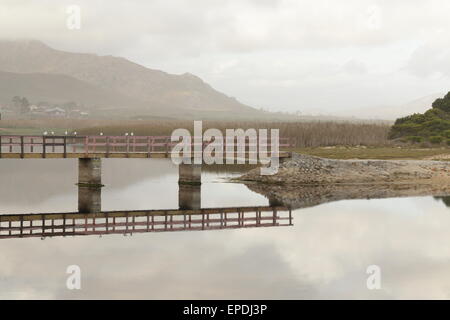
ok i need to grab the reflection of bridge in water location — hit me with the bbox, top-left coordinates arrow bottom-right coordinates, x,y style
0,206 -> 292,240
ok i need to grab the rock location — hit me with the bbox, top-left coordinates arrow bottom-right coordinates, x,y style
237,153 -> 450,185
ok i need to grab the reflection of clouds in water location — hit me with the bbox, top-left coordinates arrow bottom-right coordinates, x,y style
2,157 -> 450,299
0,159 -> 266,212
2,196 -> 450,299
272,197 -> 450,299
0,159 -> 177,211
0,230 -> 312,299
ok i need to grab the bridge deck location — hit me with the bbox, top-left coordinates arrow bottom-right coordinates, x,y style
0,152 -> 291,159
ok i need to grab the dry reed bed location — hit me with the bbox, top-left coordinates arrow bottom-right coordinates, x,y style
0,119 -> 391,147
76,121 -> 391,147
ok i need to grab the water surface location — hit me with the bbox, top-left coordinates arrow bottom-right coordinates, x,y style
0,159 -> 449,299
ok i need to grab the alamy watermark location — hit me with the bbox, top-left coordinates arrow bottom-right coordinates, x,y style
170,121 -> 280,175
366,264 -> 381,290
66,5 -> 81,30
66,265 -> 81,290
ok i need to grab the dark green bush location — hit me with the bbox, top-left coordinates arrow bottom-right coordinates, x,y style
389,91 -> 450,144
444,129 -> 450,138
406,136 -> 424,143
429,136 -> 444,144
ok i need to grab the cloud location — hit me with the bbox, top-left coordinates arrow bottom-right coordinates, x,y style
0,0 -> 450,116
406,37 -> 450,78
342,59 -> 368,75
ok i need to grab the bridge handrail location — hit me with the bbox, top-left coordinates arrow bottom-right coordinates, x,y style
0,135 -> 295,157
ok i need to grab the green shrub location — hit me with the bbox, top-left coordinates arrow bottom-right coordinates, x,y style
389,91 -> 450,142
444,129 -> 450,138
429,136 -> 443,144
406,136 -> 424,143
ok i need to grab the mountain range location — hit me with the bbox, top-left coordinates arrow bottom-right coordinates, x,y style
0,40 -> 261,120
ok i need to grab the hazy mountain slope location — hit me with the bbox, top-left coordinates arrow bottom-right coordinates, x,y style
342,93 -> 444,120
395,93 -> 445,117
0,40 -> 258,117
0,71 -> 151,110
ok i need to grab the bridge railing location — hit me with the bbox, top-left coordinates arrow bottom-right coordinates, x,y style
0,206 -> 292,239
0,135 -> 295,157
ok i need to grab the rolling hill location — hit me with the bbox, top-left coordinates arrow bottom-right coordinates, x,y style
0,40 -> 260,119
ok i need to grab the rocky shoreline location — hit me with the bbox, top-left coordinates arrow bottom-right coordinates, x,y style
238,153 -> 450,185
235,153 -> 450,209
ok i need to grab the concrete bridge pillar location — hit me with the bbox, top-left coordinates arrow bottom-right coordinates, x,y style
268,196 -> 284,207
178,164 -> 202,210
78,186 -> 102,213
178,164 -> 201,186
78,158 -> 103,213
78,158 -> 102,186
178,184 -> 201,210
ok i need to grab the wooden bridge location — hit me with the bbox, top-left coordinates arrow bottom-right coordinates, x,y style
0,134 -> 292,188
0,135 -> 293,159
0,206 -> 292,240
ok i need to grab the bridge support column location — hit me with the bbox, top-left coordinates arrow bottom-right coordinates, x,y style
78,158 -> 102,187
178,184 -> 201,210
178,164 -> 201,210
178,164 -> 201,186
78,186 -> 102,213
268,196 -> 283,207
78,158 -> 103,213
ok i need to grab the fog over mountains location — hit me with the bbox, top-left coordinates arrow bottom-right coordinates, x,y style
0,40 -> 260,119
0,40 -> 441,122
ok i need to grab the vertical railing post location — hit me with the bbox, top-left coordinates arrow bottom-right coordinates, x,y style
31,138 -> 34,153
106,136 -> 110,157
9,138 -> 12,153
165,137 -> 170,156
62,214 -> 66,236
0,135 -> 2,158
20,136 -> 24,158
42,136 -> 46,158
63,136 -> 67,158
147,137 -> 151,158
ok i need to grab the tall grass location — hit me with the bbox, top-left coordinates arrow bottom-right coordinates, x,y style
0,119 -> 391,147
75,120 -> 391,147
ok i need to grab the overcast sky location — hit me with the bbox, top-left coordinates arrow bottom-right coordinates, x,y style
1,0 -> 450,118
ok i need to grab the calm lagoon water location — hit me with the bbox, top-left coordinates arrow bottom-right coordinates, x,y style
0,159 -> 449,299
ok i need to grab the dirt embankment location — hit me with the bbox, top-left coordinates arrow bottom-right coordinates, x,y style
238,153 -> 450,185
